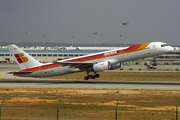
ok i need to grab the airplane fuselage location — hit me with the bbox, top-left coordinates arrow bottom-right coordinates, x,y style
15,42 -> 173,77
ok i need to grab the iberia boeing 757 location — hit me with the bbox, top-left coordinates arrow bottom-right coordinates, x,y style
7,42 -> 174,80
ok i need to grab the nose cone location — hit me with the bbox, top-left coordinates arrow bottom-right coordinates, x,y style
168,46 -> 174,51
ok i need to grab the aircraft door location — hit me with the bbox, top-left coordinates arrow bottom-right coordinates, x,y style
153,44 -> 156,51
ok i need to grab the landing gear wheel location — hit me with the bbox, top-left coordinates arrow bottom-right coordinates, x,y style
88,75 -> 92,78
84,70 -> 100,80
95,74 -> 100,78
91,75 -> 96,79
84,76 -> 89,80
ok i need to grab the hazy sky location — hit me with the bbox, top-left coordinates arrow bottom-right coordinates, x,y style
1,0 -> 180,45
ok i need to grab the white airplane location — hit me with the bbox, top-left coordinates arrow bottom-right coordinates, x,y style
7,42 -> 174,80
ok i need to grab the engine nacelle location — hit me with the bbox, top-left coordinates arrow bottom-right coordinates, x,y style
93,61 -> 111,72
110,63 -> 122,70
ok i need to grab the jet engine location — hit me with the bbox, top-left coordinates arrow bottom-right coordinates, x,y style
93,61 -> 111,72
93,61 -> 122,72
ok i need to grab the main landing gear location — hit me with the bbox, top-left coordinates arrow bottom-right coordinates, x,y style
84,70 -> 100,80
84,74 -> 100,80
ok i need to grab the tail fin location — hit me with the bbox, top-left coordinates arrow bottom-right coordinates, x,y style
7,44 -> 43,70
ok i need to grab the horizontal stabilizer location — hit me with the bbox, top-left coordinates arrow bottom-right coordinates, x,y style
7,71 -> 33,74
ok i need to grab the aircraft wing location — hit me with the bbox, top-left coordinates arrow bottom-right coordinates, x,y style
54,62 -> 95,69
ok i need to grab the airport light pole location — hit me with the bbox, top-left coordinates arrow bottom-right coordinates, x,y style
120,35 -> 122,47
93,33 -> 98,47
72,37 -> 74,47
43,36 -> 45,48
122,23 -> 129,47
100,34 -> 103,47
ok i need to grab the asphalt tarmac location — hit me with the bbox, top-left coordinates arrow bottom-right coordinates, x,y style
0,78 -> 180,90
1,63 -> 180,90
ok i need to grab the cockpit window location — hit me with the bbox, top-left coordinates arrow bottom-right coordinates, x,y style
161,44 -> 167,47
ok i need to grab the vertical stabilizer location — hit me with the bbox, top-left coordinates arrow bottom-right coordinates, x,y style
7,44 -> 43,70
